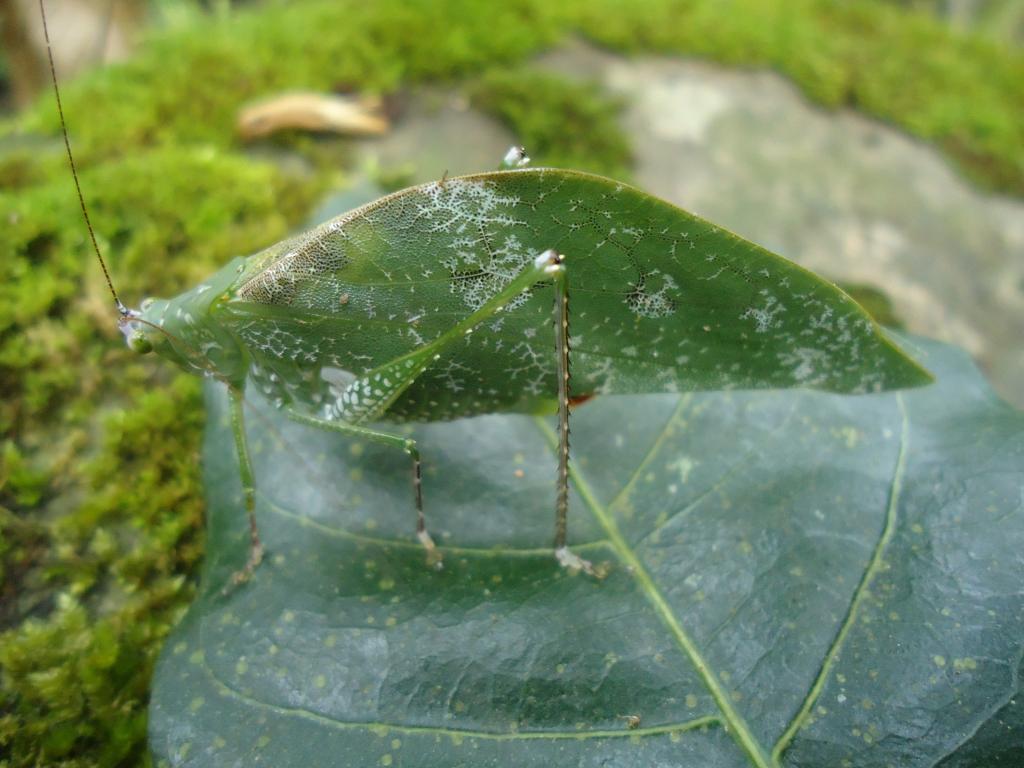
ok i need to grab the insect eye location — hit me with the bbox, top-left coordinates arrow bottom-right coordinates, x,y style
127,331 -> 153,354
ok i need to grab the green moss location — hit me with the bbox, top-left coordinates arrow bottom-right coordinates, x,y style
1,377 -> 207,765
0,148 -> 315,442
1,124 -> 318,768
2,0 -> 1021,765
469,70 -> 632,179
564,0 -> 1024,194
13,0 -> 562,167
879,0 -> 1024,47
11,0 -> 1018,193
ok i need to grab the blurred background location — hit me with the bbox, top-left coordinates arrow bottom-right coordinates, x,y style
4,0 -> 1020,401
0,1 -> 1021,765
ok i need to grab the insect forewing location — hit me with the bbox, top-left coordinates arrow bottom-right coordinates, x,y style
219,169 -> 930,423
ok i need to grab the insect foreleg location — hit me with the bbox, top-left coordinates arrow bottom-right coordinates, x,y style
227,389 -> 265,590
284,411 -> 441,568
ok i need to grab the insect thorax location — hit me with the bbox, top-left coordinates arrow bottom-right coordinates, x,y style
138,258 -> 250,387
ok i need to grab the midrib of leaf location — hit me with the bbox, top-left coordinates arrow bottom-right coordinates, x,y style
771,394 -> 909,763
534,418 -> 776,768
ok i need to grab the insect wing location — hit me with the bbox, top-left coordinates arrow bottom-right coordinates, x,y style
219,169 -> 929,421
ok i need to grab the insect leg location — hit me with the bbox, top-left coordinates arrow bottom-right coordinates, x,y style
549,263 -> 596,576
227,388 -> 265,589
336,250 -> 564,425
284,411 -> 442,569
311,252 -> 569,570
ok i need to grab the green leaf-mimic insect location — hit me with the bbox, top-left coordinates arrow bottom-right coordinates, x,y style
40,4 -> 930,587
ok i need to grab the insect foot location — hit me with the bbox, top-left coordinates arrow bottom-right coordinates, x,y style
419,530 -> 443,571
222,539 -> 265,596
404,438 -> 443,570
555,546 -> 597,577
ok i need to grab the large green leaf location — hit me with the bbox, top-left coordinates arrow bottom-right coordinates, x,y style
150,336 -> 1022,767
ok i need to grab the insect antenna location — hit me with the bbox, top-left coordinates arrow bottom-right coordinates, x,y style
38,0 -> 128,317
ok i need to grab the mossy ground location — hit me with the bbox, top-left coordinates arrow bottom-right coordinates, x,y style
0,1 -> 1019,765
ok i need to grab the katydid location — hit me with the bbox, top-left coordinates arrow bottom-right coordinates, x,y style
40,3 -> 930,588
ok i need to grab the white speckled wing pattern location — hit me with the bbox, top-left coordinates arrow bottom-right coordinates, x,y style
217,169 -> 928,423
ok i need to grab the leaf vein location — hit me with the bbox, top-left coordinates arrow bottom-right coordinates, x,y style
262,495 -> 611,556
772,394 -> 910,762
534,416 -> 776,768
196,660 -> 721,741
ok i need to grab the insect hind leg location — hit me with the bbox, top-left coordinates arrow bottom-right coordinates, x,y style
547,258 -> 597,577
285,409 -> 442,569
